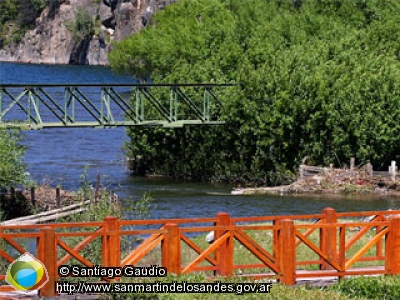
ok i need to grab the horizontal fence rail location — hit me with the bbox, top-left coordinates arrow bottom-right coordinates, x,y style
1,207 -> 400,296
0,83 -> 237,129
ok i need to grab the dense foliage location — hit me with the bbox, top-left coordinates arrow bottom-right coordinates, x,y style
0,130 -> 27,189
110,0 -> 400,184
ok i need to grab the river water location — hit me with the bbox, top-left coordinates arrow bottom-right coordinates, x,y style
1,62 -> 399,219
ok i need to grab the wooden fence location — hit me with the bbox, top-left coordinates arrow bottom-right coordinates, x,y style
1,208 -> 400,297
299,160 -> 399,181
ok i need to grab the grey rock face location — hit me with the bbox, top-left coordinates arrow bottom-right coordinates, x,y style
115,2 -> 137,42
87,35 -> 110,65
100,1 -> 115,28
1,4 -> 77,64
0,0 -> 177,65
103,0 -> 119,9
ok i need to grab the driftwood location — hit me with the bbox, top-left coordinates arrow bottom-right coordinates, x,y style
232,160 -> 399,196
231,185 -> 291,195
1,200 -> 91,226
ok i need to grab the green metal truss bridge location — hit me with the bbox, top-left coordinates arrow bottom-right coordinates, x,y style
0,83 -> 235,130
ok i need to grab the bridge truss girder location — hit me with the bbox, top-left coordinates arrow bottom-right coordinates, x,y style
0,84 -> 232,130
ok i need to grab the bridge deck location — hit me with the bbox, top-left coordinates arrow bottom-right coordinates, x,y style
0,120 -> 225,130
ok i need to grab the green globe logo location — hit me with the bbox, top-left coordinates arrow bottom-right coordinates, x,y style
6,253 -> 49,292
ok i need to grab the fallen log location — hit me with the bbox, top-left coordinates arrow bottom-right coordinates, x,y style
232,185 -> 291,195
0,200 -> 91,226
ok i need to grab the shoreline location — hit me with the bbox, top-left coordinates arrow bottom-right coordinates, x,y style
232,179 -> 400,197
0,60 -> 110,67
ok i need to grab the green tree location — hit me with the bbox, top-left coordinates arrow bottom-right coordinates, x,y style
65,7 -> 94,42
110,0 -> 400,184
0,0 -> 47,47
17,0 -> 45,27
0,130 -> 28,189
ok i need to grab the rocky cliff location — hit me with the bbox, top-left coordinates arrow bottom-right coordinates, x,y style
0,0 -> 176,65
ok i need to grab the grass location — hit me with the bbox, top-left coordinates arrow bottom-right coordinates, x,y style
328,275 -> 400,300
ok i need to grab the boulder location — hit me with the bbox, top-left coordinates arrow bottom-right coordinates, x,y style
115,1 -> 137,42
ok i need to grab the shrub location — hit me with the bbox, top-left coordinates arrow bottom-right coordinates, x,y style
110,0 -> 400,185
66,7 -> 94,42
17,0 -> 46,27
0,130 -> 28,190
55,187 -> 155,274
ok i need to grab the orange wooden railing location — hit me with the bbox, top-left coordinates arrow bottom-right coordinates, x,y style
1,207 -> 400,297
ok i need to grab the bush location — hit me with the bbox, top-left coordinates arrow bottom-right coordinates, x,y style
17,0 -> 46,27
0,130 -> 28,190
0,0 -> 47,47
110,0 -> 400,185
65,7 -> 94,42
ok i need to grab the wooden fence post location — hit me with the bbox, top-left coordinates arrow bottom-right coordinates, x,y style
101,218 -> 109,267
299,165 -> 304,180
366,163 -> 373,179
162,223 -> 181,275
273,219 -> 279,267
94,173 -> 100,202
278,219 -> 295,285
350,157 -> 355,181
389,161 -> 397,182
40,227 -> 56,297
36,234 -> 43,266
338,225 -> 346,281
215,212 -> 233,276
31,187 -> 35,206
320,207 -> 337,270
102,216 -> 120,268
387,216 -> 400,275
376,221 -> 383,258
330,164 -> 334,178
56,186 -> 61,208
